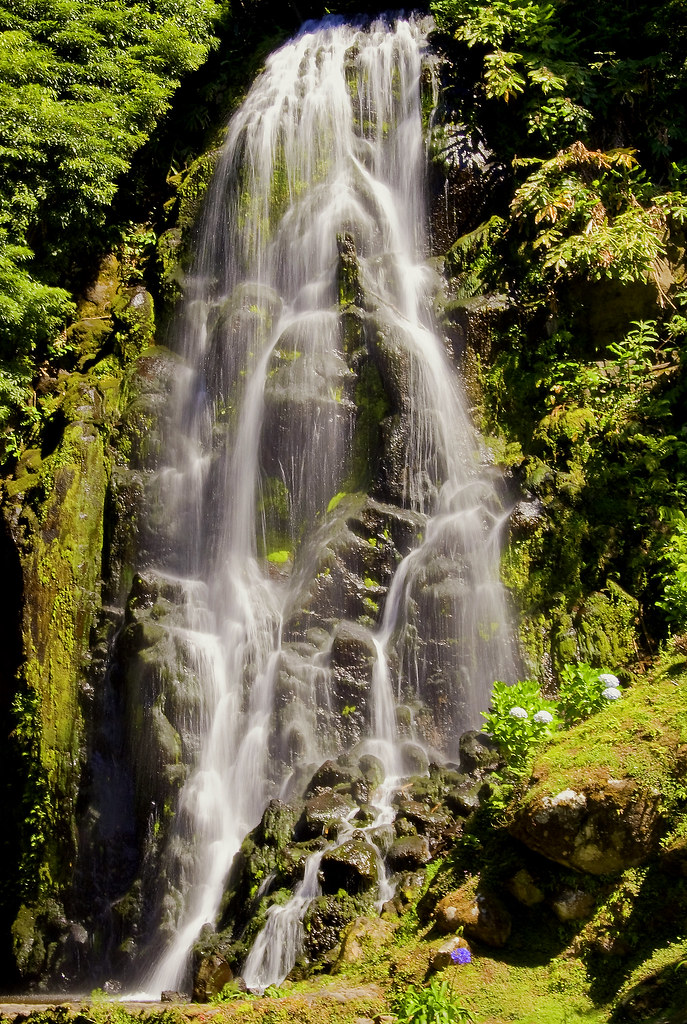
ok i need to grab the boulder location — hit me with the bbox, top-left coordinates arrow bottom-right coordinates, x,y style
459,731 -> 500,774
395,800 -> 450,845
358,754 -> 385,789
320,839 -> 379,894
306,759 -> 362,795
445,780 -> 482,816
334,916 -> 396,967
509,779 -> 664,875
302,893 -> 358,959
435,883 -> 511,947
192,952 -> 233,1002
296,791 -> 353,840
386,836 -> 432,871
368,824 -> 396,855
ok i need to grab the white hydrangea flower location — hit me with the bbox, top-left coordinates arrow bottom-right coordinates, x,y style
533,709 -> 554,724
509,706 -> 528,719
602,687 -> 622,701
598,673 -> 620,687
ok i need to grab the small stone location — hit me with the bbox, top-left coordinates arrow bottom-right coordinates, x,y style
435,884 -> 511,947
551,889 -> 595,922
430,936 -> 471,971
506,869 -> 544,907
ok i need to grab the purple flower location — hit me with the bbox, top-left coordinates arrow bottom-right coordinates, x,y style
450,947 -> 472,965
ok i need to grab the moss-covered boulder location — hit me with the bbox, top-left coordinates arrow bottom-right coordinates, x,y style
510,780 -> 663,875
320,839 -> 379,894
296,792 -> 353,841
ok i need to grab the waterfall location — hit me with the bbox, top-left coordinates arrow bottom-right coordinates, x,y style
123,12 -> 517,997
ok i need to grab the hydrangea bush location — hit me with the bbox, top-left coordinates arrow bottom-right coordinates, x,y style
482,678 -> 560,775
558,663 -> 622,725
483,665 -> 623,776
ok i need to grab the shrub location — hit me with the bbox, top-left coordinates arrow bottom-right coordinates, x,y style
392,976 -> 474,1024
557,662 -> 622,726
482,678 -> 559,775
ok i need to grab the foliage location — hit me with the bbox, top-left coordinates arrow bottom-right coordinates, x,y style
484,665 -> 626,777
11,686 -> 54,898
210,980 -> 252,1003
392,976 -> 474,1024
511,143 -> 670,287
482,678 -> 559,775
656,508 -> 687,630
0,0 -> 223,465
557,662 -> 622,726
430,0 -> 687,167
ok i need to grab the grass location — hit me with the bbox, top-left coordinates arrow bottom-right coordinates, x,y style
525,660 -> 687,803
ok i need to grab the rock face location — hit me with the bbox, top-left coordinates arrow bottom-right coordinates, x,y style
509,780 -> 664,875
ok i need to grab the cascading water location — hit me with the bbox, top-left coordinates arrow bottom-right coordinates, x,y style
120,12 -> 517,997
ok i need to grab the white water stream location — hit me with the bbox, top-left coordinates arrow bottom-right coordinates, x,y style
128,13 -> 516,997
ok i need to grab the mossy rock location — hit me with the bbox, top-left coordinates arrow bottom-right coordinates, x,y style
319,839 -> 379,894
175,149 -> 222,232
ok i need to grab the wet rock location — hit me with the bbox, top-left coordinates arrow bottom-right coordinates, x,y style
395,800 -> 451,846
386,836 -> 432,871
506,869 -> 544,907
331,621 -> 378,675
351,778 -> 372,804
441,293 -> 512,364
358,754 -> 385,789
320,839 -> 379,894
218,798 -> 302,934
509,780 -> 664,875
394,816 -> 417,838
306,758 -> 363,796
435,883 -> 511,947
551,889 -> 596,922
334,916 -> 396,968
303,893 -> 358,960
400,742 -> 429,775
404,764 -> 463,805
459,731 -> 500,774
445,779 -> 483,816
366,311 -> 412,413
296,791 -> 353,840
354,804 -> 378,825
193,952 -> 233,1002
509,498 -> 546,535
161,991 -> 185,1002
11,900 -> 70,982
368,824 -> 395,855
